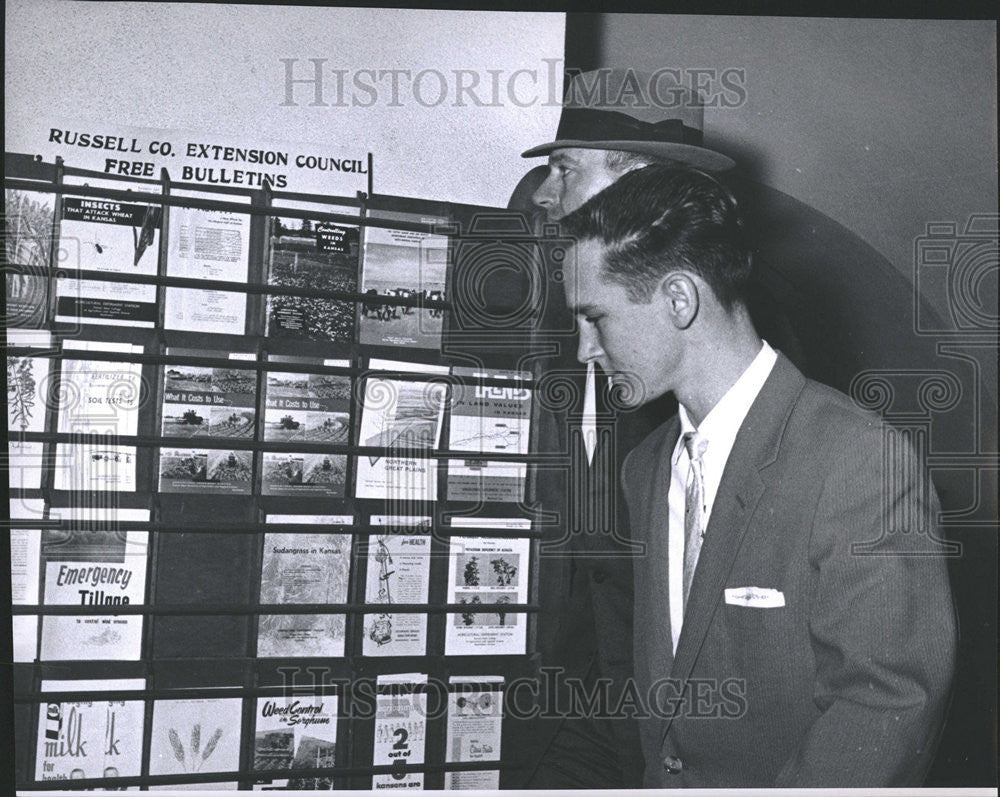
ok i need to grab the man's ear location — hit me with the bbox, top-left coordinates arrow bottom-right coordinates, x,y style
659,272 -> 699,329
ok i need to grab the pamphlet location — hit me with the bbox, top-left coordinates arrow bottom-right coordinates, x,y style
52,443 -> 137,492
10,497 -> 44,661
444,675 -> 504,790
39,507 -> 149,661
149,697 -> 243,789
51,340 -> 143,493
161,349 -> 256,440
58,340 -> 143,438
355,372 -> 446,502
164,188 -> 250,335
267,199 -> 358,344
253,694 -> 338,789
158,447 -> 252,494
445,520 -> 531,656
55,178 -> 160,327
257,514 -> 353,658
261,358 -> 350,497
35,678 -> 146,787
372,673 -> 427,790
5,188 -> 53,328
446,368 -> 531,504
359,210 -> 449,350
363,516 -> 431,657
6,331 -> 52,490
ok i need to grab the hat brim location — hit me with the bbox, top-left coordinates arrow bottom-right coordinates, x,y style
521,139 -> 735,172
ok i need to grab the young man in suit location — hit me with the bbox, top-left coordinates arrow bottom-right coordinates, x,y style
557,164 -> 957,787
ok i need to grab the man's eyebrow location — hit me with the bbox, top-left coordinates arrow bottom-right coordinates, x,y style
548,153 -> 576,166
566,301 -> 599,316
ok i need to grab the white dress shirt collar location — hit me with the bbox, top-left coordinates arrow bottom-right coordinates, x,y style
673,341 -> 778,471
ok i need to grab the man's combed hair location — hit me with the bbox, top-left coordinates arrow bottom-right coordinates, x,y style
561,164 -> 752,310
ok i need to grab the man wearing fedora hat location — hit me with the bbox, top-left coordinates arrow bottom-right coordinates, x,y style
525,68 -> 735,219
518,69 -> 735,788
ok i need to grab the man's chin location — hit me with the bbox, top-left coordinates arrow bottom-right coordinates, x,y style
605,377 -> 648,410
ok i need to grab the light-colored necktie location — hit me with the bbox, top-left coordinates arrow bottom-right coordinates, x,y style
582,361 -> 597,465
682,431 -> 709,612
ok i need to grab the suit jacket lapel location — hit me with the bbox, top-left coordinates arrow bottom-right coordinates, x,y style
661,353 -> 807,742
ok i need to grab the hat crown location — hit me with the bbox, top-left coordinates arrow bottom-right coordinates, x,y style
520,67 -> 734,171
562,69 -> 704,130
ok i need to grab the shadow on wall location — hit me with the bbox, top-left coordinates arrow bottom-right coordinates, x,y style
732,176 -> 997,788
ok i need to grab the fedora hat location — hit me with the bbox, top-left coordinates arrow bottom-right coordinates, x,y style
522,68 -> 735,172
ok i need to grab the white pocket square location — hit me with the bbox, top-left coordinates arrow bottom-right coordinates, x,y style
725,587 -> 785,608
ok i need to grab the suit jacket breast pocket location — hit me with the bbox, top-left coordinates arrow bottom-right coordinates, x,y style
717,602 -> 807,708
721,602 -> 792,655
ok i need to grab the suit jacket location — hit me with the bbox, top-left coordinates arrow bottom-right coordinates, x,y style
524,368 -> 648,787
621,353 -> 957,787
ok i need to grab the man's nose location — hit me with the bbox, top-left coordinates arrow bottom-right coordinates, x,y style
531,174 -> 559,215
577,324 -> 601,364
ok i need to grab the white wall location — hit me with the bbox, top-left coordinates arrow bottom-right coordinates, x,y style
5,1 -> 565,208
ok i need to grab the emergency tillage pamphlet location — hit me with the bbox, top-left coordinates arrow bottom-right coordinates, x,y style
253,694 -> 338,790
363,516 -> 432,657
266,198 -> 358,344
35,678 -> 145,787
447,367 -> 532,504
55,177 -> 160,327
52,339 -> 143,493
6,330 -> 52,490
446,519 -> 531,656
257,514 -> 353,658
261,358 -> 350,497
149,697 -> 243,790
372,673 -> 427,790
355,361 -> 447,502
444,675 -> 504,790
39,507 -> 149,661
359,209 -> 449,350
164,188 -> 251,335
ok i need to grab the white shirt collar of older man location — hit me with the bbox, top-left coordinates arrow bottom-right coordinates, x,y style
666,340 -> 777,653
